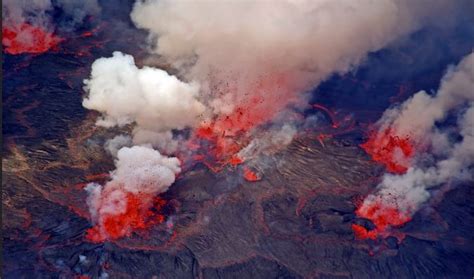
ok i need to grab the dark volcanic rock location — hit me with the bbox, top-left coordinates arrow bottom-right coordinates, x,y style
5,124 -> 474,278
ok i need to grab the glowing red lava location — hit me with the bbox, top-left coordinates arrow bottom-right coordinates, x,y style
189,73 -> 296,172
351,224 -> 377,240
86,194 -> 166,243
212,74 -> 294,137
192,124 -> 245,171
361,128 -> 414,174
243,167 -> 260,182
2,23 -> 63,55
353,200 -> 411,240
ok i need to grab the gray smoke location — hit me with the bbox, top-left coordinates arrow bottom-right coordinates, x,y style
81,0 -> 470,239
359,52 -> 474,219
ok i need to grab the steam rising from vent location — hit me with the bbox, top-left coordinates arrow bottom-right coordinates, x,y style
85,145 -> 180,241
83,51 -> 205,133
127,0 -> 461,167
357,52 -> 474,238
131,0 -> 451,79
82,52 -> 206,240
81,0 -> 468,241
131,0 -> 452,120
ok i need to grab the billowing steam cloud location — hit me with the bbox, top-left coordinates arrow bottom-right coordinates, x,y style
2,0 -> 100,54
82,51 -> 207,240
85,145 -> 180,241
82,0 -> 468,241
83,51 -> 205,136
131,0 -> 456,118
357,52 -> 474,235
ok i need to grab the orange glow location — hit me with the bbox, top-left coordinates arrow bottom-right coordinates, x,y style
229,155 -> 244,166
361,128 -> 414,174
351,224 -> 377,240
86,193 -> 166,242
189,73 -> 297,172
193,123 -> 244,169
2,23 -> 63,55
353,200 -> 411,240
243,167 -> 260,182
212,74 -> 294,137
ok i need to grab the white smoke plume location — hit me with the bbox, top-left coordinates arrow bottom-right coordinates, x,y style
104,135 -> 132,157
130,0 -> 457,116
238,124 -> 297,161
375,51 -> 474,144
126,0 -> 463,164
81,0 -> 469,239
83,51 -> 206,133
82,52 -> 207,238
358,52 -> 474,222
132,129 -> 179,154
85,145 -> 180,238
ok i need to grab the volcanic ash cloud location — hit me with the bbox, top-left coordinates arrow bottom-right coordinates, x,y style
357,52 -> 474,235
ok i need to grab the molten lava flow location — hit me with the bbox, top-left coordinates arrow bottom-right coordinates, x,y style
353,200 -> 411,240
86,193 -> 166,243
2,23 -> 63,55
361,128 -> 414,174
243,167 -> 260,182
351,224 -> 377,240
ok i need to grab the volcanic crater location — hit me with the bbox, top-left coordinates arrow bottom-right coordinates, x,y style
3,0 -> 474,278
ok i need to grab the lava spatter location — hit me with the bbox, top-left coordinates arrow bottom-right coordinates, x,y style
86,193 -> 167,243
353,199 -> 411,240
361,128 -> 414,174
191,123 -> 246,171
243,167 -> 261,182
351,224 -> 377,240
189,73 -> 296,172
2,23 -> 63,55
